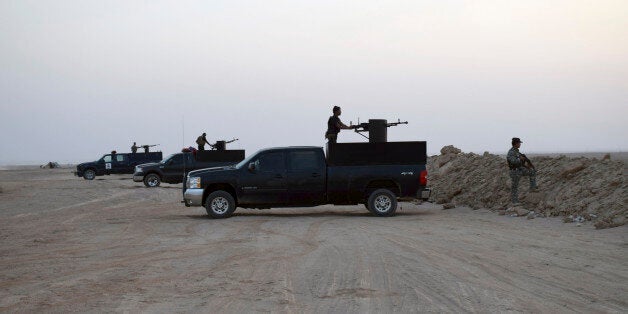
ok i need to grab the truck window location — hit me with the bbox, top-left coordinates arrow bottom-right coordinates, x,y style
115,155 -> 126,162
160,154 -> 175,164
257,152 -> 284,172
103,155 -> 112,163
170,154 -> 184,165
289,151 -> 319,171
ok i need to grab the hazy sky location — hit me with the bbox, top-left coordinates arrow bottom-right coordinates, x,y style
1,0 -> 627,165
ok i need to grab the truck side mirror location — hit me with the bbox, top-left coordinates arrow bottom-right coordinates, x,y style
248,162 -> 256,172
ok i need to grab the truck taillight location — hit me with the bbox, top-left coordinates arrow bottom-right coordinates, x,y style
420,170 -> 428,186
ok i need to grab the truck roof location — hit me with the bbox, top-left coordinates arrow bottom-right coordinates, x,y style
255,146 -> 323,152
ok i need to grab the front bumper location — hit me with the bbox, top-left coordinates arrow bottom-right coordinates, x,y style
133,173 -> 144,182
74,170 -> 82,177
183,189 -> 204,207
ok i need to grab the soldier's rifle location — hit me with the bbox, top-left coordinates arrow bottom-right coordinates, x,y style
521,154 -> 535,169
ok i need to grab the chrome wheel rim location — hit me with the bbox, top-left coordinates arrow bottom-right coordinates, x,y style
147,176 -> 159,187
374,195 -> 392,213
85,170 -> 95,180
211,197 -> 229,214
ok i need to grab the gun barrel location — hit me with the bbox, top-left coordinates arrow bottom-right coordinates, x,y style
386,121 -> 409,127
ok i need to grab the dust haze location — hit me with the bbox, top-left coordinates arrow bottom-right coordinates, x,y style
1,1 -> 627,164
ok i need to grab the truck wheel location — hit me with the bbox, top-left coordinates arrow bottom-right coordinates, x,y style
205,191 -> 236,219
83,169 -> 96,180
143,174 -> 161,187
367,189 -> 398,217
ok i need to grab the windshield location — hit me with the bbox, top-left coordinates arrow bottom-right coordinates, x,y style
159,154 -> 176,164
235,152 -> 259,169
98,155 -> 112,163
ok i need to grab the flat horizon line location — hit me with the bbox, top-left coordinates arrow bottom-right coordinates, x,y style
2,151 -> 627,167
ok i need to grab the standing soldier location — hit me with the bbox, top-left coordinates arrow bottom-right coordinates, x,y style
131,142 -> 138,153
507,137 -> 538,205
325,106 -> 353,144
196,133 -> 210,151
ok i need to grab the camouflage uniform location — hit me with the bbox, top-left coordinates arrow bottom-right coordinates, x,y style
507,147 -> 537,203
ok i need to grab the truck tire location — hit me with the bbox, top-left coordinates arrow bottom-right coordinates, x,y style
83,169 -> 96,180
143,173 -> 161,187
205,191 -> 236,219
367,189 -> 398,217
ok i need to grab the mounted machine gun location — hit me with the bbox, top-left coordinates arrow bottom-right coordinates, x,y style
350,119 -> 408,143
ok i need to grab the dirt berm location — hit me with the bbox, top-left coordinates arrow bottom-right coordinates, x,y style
428,146 -> 627,229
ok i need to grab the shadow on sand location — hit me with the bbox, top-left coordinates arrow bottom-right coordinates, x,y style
171,209 -> 432,220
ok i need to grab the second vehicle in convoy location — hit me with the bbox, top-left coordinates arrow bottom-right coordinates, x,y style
133,148 -> 245,187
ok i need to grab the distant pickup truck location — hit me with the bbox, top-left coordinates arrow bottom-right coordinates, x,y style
183,142 -> 430,218
75,152 -> 163,180
133,150 -> 245,187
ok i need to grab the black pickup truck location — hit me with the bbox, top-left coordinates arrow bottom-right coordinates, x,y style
133,150 -> 245,187
183,142 -> 430,218
75,152 -> 163,180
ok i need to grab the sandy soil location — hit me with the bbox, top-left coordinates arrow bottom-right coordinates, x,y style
0,168 -> 626,312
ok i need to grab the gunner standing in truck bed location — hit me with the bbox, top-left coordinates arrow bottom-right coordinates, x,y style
325,106 -> 352,144
196,133 -> 211,151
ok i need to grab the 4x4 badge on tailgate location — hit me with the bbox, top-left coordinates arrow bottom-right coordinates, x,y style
401,172 -> 414,176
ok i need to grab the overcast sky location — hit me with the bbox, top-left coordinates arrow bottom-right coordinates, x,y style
1,0 -> 627,165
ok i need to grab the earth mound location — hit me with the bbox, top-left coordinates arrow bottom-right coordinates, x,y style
427,146 -> 626,229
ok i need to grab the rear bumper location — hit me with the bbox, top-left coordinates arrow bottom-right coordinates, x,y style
183,189 -> 204,207
399,188 -> 432,202
418,187 -> 431,201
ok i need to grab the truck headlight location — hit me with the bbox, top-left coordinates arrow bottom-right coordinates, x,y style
187,177 -> 201,189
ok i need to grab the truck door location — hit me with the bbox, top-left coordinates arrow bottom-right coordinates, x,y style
238,151 -> 287,205
101,155 -> 113,174
111,154 -> 129,174
287,150 -> 326,205
162,154 -> 185,183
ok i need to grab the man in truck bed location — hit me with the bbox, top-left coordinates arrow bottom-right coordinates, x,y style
325,106 -> 353,144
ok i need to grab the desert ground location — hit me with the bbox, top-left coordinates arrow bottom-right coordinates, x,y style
0,167 -> 626,313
